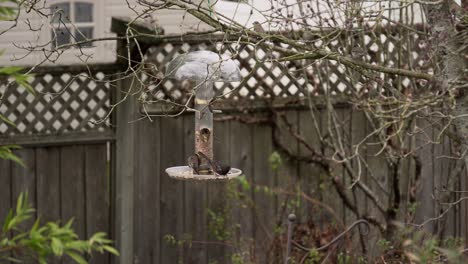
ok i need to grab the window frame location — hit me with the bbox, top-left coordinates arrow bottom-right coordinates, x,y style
50,0 -> 96,49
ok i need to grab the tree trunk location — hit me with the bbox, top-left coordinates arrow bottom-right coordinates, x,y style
424,1 -> 468,242
424,1 -> 467,153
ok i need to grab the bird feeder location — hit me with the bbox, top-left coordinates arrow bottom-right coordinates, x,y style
164,50 -> 242,180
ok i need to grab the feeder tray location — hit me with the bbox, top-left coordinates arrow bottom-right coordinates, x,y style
166,166 -> 242,181
163,50 -> 243,181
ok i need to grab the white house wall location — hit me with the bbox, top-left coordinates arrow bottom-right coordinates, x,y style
0,0 -> 430,67
0,0 -> 212,66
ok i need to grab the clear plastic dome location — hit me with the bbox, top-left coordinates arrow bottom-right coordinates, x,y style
165,50 -> 241,82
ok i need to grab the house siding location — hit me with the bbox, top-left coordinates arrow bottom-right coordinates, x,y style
0,0 -> 428,67
0,0 -> 212,66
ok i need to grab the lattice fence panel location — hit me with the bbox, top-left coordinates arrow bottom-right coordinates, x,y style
0,69 -> 113,137
143,31 -> 430,103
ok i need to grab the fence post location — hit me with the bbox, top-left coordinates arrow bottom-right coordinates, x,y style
114,74 -> 138,264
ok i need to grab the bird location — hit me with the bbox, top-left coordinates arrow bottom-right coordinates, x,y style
197,151 -> 231,176
187,154 -> 200,174
302,30 -> 320,42
190,152 -> 212,174
252,21 -> 265,33
212,160 -> 231,176
351,46 -> 367,60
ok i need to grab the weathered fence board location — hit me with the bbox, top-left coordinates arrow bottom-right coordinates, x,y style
207,120 -> 231,264
229,120 -> 255,260
0,158 -> 11,227
61,145 -> 86,243
319,109 -> 345,229
159,116 -> 185,264
363,112 -> 387,255
133,118 -> 161,264
85,144 -> 110,264
183,114 -> 208,264
36,147 -> 61,223
298,110 -> 322,221
442,135 -> 456,238
253,123 -> 275,263
11,149 -> 36,228
415,119 -> 435,232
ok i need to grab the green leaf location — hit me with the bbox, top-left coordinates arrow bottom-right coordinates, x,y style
15,76 -> 35,95
1,144 -> 21,150
269,151 -> 282,171
64,218 -> 74,229
2,209 -> 13,232
67,251 -> 88,264
89,232 -> 106,244
0,114 -> 16,127
0,66 -> 35,94
0,66 -> 23,75
0,4 -> 17,20
51,237 -> 64,256
6,256 -> 22,263
236,175 -> 250,191
103,245 -> 119,256
0,189 -> 116,264
0,147 -> 25,167
66,240 -> 89,252
16,192 -> 24,214
29,218 -> 41,237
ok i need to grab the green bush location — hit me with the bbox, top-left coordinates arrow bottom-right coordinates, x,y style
0,193 -> 118,263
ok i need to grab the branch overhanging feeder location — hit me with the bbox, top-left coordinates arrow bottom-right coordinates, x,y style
164,50 -> 243,181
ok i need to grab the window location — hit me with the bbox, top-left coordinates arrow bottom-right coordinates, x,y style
51,1 -> 94,48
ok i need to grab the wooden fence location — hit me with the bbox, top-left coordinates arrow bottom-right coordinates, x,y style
121,107 -> 466,264
0,144 -> 111,264
0,65 -> 118,264
1,31 -> 467,264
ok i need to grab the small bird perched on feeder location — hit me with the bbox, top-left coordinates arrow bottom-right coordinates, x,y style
212,160 -> 231,176
187,153 -> 215,175
187,154 -> 200,174
197,152 -> 231,176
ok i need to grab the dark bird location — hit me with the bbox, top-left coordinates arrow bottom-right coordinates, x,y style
197,152 -> 231,176
212,160 -> 231,176
187,154 -> 200,174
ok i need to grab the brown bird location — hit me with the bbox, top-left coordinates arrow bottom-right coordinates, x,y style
302,30 -> 319,42
351,46 -> 367,60
197,152 -> 231,176
252,21 -> 265,33
187,154 -> 200,174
